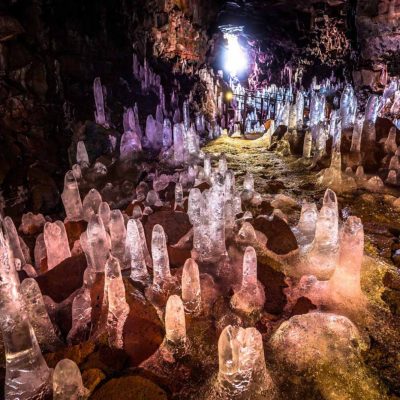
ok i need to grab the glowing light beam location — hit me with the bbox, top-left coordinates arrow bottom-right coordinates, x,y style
224,34 -> 247,77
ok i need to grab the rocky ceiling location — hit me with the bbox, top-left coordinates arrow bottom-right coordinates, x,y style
214,0 -> 400,88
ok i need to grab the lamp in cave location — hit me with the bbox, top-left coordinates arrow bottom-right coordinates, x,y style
225,90 -> 233,102
224,34 -> 247,77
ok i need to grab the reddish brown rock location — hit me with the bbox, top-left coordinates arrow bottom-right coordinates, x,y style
44,340 -> 95,368
82,368 -> 106,395
258,260 -> 288,315
144,210 -> 191,246
65,220 -> 87,248
253,215 -> 298,255
82,346 -> 128,375
90,375 -> 167,400
36,253 -> 87,302
123,279 -> 164,366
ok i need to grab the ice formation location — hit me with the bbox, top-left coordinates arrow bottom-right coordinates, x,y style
109,210 -> 127,265
3,216 -> 26,265
294,216 -> 366,315
61,171 -> 84,222
127,218 -> 149,281
164,295 -> 187,353
43,221 -> 71,269
0,223 -> 53,399
104,255 -> 130,348
231,246 -> 265,315
53,359 -> 89,400
76,141 -> 89,167
269,312 -> 383,399
216,325 -> 274,398
93,77 -> 108,128
151,224 -> 173,288
86,214 -> 110,273
20,278 -> 63,351
340,84 -> 357,130
181,258 -> 202,314
299,189 -> 339,279
82,188 -> 102,222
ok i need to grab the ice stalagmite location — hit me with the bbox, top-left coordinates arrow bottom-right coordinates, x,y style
350,114 -> 364,153
127,218 -> 149,282
384,127 -> 398,154
165,295 -> 187,352
317,119 -> 343,190
72,164 -> 82,181
87,214 -> 110,273
217,325 -> 269,398
296,91 -> 304,129
109,210 -> 127,265
303,130 -> 312,158
146,114 -> 163,151
105,255 -> 130,349
44,221 -> 71,269
231,246 -> 265,315
173,123 -> 185,164
288,103 -> 297,131
120,125 -> 142,161
136,218 -> 152,267
293,201 -> 318,248
82,188 -> 102,222
242,172 -> 255,201
76,141 -> 89,168
218,155 -> 228,176
3,216 -> 26,265
162,119 -> 173,149
204,154 -> 212,181
365,94 -> 381,125
62,171 -> 84,222
306,189 -> 339,279
363,94 -> 381,155
328,216 -> 365,302
93,77 -> 108,128
152,224 -> 172,287
182,258 -> 201,314
0,222 -> 52,399
156,104 -> 164,124
2,316 -> 53,400
67,269 -> 93,344
20,278 -> 63,352
53,359 -> 89,400
174,182 -> 184,210
98,201 -> 111,230
309,92 -> 325,128
188,188 -> 205,258
208,174 -> 227,260
340,84 -> 357,130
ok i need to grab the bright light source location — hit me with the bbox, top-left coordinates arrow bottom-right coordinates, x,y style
225,91 -> 233,101
224,34 -> 247,77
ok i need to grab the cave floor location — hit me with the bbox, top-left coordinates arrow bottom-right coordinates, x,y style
202,134 -> 400,397
202,134 -> 400,264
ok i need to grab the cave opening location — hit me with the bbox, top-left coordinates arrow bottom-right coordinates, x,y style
0,1 -> 400,399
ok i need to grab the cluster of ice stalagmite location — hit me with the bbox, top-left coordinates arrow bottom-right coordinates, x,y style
268,76 -> 400,193
1,67 -> 395,399
294,189 -> 340,279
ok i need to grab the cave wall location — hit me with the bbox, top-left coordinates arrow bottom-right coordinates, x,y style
353,0 -> 400,91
